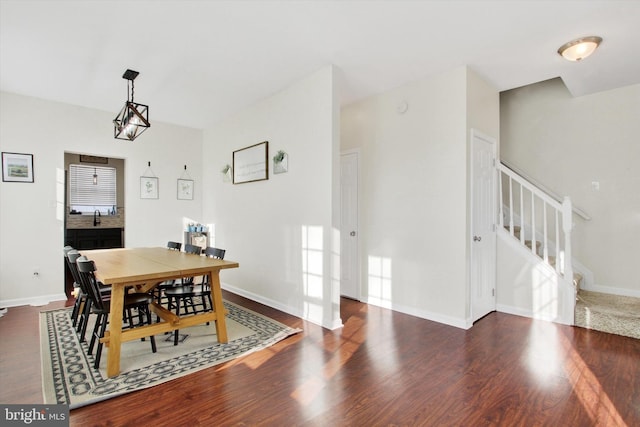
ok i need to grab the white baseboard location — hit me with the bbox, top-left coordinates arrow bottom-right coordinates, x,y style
580,283 -> 640,298
363,297 -> 470,330
0,293 -> 68,308
224,285 -> 469,331
496,303 -> 566,324
222,283 -> 343,330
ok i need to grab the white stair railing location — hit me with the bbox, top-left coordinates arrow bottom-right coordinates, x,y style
498,163 -> 573,286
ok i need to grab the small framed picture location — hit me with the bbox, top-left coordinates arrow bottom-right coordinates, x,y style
2,152 -> 34,183
140,176 -> 159,199
177,179 -> 194,200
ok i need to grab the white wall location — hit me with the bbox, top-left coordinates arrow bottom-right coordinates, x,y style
496,231 -> 573,323
0,92 -> 203,306
341,66 -> 498,328
500,79 -> 640,296
202,66 -> 342,330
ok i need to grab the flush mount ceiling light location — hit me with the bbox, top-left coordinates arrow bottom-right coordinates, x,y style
113,69 -> 150,141
557,36 -> 602,61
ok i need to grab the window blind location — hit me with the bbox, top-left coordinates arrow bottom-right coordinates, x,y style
69,164 -> 116,207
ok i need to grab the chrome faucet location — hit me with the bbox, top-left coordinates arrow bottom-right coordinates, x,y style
94,210 -> 101,226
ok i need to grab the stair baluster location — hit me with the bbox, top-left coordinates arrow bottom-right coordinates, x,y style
499,163 -> 575,288
530,191 -> 536,255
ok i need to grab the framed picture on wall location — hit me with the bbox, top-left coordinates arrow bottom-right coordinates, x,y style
2,152 -> 34,183
79,154 -> 108,164
140,176 -> 159,199
177,179 -> 194,200
233,141 -> 268,184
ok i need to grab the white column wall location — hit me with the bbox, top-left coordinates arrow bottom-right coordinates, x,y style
341,67 -> 471,327
202,66 -> 341,330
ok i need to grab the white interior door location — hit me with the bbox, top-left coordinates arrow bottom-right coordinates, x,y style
471,130 -> 497,322
341,151 -> 359,299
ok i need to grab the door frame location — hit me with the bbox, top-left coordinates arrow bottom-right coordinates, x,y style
469,129 -> 497,324
340,149 -> 361,300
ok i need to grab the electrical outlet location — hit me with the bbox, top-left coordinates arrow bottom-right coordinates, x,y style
33,269 -> 40,279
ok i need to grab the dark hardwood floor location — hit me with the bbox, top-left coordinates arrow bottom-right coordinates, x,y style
1,291 -> 638,426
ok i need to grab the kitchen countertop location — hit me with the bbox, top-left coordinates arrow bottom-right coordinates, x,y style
66,207 -> 125,229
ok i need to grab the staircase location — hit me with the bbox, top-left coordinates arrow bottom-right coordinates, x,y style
497,163 -> 638,337
507,225 -> 583,290
498,162 -> 579,325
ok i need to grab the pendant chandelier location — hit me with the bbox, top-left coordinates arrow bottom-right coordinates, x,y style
113,69 -> 150,141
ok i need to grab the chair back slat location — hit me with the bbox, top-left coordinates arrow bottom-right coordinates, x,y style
184,244 -> 202,255
77,257 -> 108,312
204,247 -> 226,260
201,247 -> 226,285
167,241 -> 182,251
65,250 -> 83,286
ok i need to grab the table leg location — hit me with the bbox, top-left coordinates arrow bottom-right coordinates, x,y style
209,270 -> 228,343
106,283 -> 124,377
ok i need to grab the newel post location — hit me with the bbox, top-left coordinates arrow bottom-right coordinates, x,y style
561,197 -> 573,269
562,196 -> 575,324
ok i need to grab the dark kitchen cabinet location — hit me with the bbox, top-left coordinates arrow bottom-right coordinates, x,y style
64,228 -> 123,296
65,228 -> 124,250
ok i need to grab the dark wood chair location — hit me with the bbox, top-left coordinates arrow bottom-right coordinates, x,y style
152,241 -> 185,308
183,243 -> 202,254
64,246 -> 82,326
76,257 -> 157,369
167,241 -> 182,251
67,250 -> 111,342
67,250 -> 89,337
164,245 -> 222,345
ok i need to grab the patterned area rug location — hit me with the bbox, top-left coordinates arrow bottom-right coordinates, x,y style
41,301 -> 301,409
575,290 -> 640,339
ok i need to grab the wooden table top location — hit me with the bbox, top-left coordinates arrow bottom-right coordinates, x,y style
81,247 -> 239,285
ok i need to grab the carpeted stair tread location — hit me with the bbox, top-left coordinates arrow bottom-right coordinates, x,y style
577,291 -> 640,318
575,290 -> 640,340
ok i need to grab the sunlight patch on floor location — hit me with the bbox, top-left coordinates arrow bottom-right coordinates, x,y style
290,312 -> 367,407
560,331 -> 627,426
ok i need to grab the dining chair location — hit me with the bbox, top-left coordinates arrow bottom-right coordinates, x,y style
152,241 -> 186,309
164,245 -> 219,345
67,250 -> 89,336
64,246 -> 82,326
167,241 -> 182,251
77,257 -> 157,369
68,250 -> 112,341
184,243 -> 202,254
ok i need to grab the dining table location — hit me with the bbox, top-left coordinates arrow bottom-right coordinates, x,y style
81,246 -> 239,377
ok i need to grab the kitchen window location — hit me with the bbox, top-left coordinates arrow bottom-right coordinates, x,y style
69,164 -> 116,213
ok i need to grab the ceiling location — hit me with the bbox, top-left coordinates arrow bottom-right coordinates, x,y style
2,1 -> 639,130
